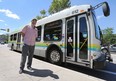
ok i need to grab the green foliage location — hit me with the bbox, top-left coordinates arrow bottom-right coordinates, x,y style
110,34 -> 116,44
36,16 -> 42,20
36,0 -> 71,19
40,9 -> 46,18
48,0 -> 59,14
0,34 -> 8,43
36,9 -> 47,20
48,0 -> 71,14
60,0 -> 71,9
102,27 -> 116,44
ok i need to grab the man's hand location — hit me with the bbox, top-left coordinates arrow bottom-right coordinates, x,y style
20,32 -> 25,37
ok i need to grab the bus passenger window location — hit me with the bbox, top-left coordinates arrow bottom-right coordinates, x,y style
45,34 -> 51,40
36,26 -> 42,41
44,20 -> 62,41
36,36 -> 41,41
52,34 -> 58,40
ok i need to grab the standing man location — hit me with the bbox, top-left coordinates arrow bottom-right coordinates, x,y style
19,18 -> 38,74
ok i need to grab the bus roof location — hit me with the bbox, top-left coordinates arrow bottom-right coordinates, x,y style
36,5 -> 91,26
9,5 -> 91,35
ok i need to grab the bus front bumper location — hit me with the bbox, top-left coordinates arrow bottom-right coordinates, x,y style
93,53 -> 106,69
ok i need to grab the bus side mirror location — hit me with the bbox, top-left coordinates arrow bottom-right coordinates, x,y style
102,2 -> 110,17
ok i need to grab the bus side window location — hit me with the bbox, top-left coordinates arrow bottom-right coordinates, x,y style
46,34 -> 51,40
44,20 -> 62,41
52,34 -> 59,41
36,36 -> 41,41
36,26 -> 42,41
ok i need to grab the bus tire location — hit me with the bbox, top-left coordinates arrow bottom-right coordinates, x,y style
48,48 -> 62,65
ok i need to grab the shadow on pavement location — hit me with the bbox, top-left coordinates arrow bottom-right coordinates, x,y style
61,62 -> 116,81
104,62 -> 116,72
23,68 -> 59,79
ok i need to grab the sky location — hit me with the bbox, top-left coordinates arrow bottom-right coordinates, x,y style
0,0 -> 116,34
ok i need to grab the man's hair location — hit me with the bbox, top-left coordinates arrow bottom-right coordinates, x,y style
31,18 -> 37,21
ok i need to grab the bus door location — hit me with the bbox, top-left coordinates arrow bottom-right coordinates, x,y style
16,33 -> 21,50
77,14 -> 90,64
66,17 -> 76,61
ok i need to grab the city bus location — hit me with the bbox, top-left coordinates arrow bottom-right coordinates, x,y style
8,2 -> 110,69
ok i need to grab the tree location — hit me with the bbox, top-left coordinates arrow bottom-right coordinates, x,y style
36,9 -> 47,20
48,0 -> 59,14
48,0 -> 71,14
59,0 -> 71,10
0,34 -> 8,43
36,15 -> 42,20
110,34 -> 116,44
102,27 -> 114,44
36,0 -> 71,19
40,9 -> 46,18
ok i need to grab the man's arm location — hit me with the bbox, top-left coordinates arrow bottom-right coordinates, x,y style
20,25 -> 28,37
34,28 -> 38,38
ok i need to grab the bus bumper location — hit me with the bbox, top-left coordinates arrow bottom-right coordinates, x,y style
93,53 -> 106,69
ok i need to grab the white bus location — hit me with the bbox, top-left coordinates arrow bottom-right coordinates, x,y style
8,2 -> 110,69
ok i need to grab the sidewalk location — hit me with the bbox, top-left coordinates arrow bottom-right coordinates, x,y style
0,45 -> 105,81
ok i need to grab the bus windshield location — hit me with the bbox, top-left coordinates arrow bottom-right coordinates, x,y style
92,11 -> 101,40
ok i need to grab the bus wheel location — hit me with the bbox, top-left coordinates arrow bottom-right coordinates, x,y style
48,48 -> 62,65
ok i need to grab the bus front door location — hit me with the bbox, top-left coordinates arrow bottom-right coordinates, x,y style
66,17 -> 76,61
66,14 -> 91,66
77,14 -> 90,64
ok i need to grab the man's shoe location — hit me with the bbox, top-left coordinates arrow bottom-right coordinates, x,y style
27,67 -> 34,72
19,69 -> 24,74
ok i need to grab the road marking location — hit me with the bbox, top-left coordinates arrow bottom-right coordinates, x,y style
97,70 -> 116,75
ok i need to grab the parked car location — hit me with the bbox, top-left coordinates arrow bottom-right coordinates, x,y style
0,41 -> 5,45
109,44 -> 116,52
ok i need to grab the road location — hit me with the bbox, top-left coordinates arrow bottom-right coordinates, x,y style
61,52 -> 116,81
60,53 -> 116,81
0,44 -> 116,81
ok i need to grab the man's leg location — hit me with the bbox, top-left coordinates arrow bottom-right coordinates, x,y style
20,44 -> 29,70
27,45 -> 35,68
